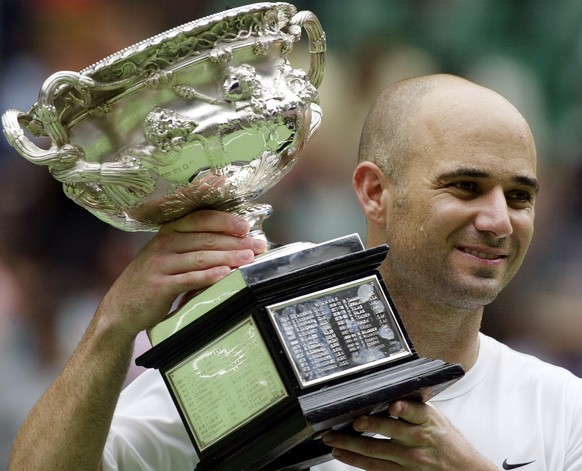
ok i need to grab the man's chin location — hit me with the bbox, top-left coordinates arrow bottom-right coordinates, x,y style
443,278 -> 505,309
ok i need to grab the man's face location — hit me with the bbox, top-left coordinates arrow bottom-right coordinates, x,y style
381,87 -> 538,310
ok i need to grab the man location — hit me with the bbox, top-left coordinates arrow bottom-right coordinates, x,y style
316,74 -> 582,470
8,74 -> 582,470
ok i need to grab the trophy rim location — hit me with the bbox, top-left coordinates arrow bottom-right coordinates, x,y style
79,2 -> 298,79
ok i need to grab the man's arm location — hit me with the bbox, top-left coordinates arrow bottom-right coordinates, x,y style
8,210 -> 266,471
322,400 -> 498,471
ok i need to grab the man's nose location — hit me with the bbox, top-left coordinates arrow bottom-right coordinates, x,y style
473,187 -> 513,238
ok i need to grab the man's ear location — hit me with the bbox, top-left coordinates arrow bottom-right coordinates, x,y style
352,161 -> 393,226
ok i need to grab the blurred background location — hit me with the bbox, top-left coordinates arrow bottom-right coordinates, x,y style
1,0 -> 581,465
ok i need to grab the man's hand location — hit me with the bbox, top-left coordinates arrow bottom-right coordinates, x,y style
322,399 -> 497,470
100,210 -> 267,338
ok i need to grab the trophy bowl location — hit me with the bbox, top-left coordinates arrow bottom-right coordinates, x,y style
2,2 -> 325,234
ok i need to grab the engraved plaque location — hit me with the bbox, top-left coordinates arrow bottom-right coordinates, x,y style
166,317 -> 288,450
267,275 -> 412,388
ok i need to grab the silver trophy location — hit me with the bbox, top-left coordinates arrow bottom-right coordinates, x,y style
2,2 -> 324,237
3,3 -> 463,470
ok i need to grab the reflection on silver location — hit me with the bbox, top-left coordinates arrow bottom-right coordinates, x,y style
357,283 -> 374,302
378,325 -> 395,340
2,3 -> 325,233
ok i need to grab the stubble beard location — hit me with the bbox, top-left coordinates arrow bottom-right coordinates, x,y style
383,249 -> 507,312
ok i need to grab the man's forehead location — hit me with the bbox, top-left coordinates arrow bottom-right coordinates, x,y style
411,85 -> 537,167
420,90 -> 526,130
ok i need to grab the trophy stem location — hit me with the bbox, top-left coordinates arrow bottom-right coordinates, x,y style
217,201 -> 278,248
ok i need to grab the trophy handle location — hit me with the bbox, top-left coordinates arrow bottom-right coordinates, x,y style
2,108 -> 82,166
1,71 -> 94,166
289,10 -> 326,89
2,70 -> 134,167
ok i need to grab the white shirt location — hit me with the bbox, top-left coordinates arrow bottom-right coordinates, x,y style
103,334 -> 582,470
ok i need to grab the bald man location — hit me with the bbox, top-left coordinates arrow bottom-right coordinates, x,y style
8,75 -> 582,471
317,74 -> 582,470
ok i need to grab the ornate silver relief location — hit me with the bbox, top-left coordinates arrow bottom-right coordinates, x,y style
2,2 -> 325,233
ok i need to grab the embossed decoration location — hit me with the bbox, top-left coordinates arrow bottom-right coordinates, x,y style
2,2 -> 325,232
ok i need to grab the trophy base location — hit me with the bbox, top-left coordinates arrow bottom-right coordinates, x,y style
136,234 -> 464,471
199,357 -> 462,471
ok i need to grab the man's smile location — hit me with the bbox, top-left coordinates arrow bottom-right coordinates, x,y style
456,246 -> 508,261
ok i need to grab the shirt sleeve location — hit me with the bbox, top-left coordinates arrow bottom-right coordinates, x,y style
102,369 -> 199,471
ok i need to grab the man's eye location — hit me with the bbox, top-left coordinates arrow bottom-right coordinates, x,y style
450,181 -> 478,192
507,190 -> 534,205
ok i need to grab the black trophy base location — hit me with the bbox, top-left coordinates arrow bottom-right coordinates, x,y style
193,358 -> 462,471
136,235 -> 464,471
